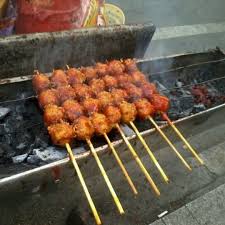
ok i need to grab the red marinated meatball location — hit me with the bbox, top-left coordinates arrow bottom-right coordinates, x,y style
131,71 -> 147,86
56,86 -> 76,104
73,84 -> 93,101
103,75 -> 118,90
135,98 -> 155,119
67,68 -> 85,85
48,122 -> 74,146
43,104 -> 64,126
73,116 -> 94,140
150,94 -> 170,112
91,113 -> 111,135
32,73 -> 50,93
82,98 -> 100,115
38,89 -> 59,109
123,59 -> 138,73
119,101 -> 137,123
97,91 -> 114,109
111,89 -> 128,104
89,79 -> 106,95
107,60 -> 125,75
95,63 -> 108,77
81,66 -> 97,81
104,105 -> 121,125
123,83 -> 143,101
116,74 -> 132,88
50,70 -> 68,88
141,83 -> 158,100
62,99 -> 84,122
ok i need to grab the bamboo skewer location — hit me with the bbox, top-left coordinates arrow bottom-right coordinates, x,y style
103,133 -> 138,195
65,143 -> 102,225
161,113 -> 204,165
148,116 -> 192,171
86,139 -> 125,215
115,124 -> 160,196
129,121 -> 169,183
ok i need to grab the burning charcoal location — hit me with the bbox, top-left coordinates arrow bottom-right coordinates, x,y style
175,80 -> 183,88
26,154 -> 41,165
12,153 -> 28,164
0,124 -> 5,135
193,103 -> 206,113
154,81 -> 167,91
0,107 -> 10,120
179,95 -> 194,112
0,143 -> 15,160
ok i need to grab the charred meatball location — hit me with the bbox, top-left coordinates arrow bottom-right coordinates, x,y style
44,104 -> 64,126
67,68 -> 85,85
62,99 -> 84,122
95,63 -> 108,77
73,84 -> 93,101
73,116 -> 94,140
123,59 -> 138,73
111,89 -> 128,104
141,83 -> 158,100
82,98 -> 100,115
107,60 -> 125,75
81,66 -> 97,82
97,91 -> 114,109
119,101 -> 137,123
91,113 -> 111,135
50,70 -> 68,88
131,71 -> 146,86
89,79 -> 105,95
116,74 -> 132,88
104,105 -> 121,125
150,94 -> 169,112
103,75 -> 118,90
38,89 -> 59,109
48,122 -> 74,146
56,86 -> 76,104
32,73 -> 50,93
135,98 -> 155,120
123,83 -> 143,101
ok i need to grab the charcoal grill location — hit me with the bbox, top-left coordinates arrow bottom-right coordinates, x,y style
0,23 -> 225,223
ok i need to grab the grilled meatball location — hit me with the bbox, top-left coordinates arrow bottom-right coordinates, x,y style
123,59 -> 138,73
95,62 -> 108,77
44,104 -> 64,126
150,94 -> 169,112
141,83 -> 158,100
116,74 -> 132,88
135,98 -> 155,120
123,83 -> 143,101
50,70 -> 68,88
81,66 -> 97,82
107,60 -> 125,75
104,105 -> 121,125
119,101 -> 137,123
103,75 -> 118,90
97,91 -> 114,109
131,71 -> 146,86
89,79 -> 105,95
48,122 -> 74,146
38,89 -> 59,109
32,73 -> 50,93
62,99 -> 84,122
73,116 -> 94,140
111,89 -> 128,104
91,113 -> 111,135
73,84 -> 93,101
56,86 -> 76,104
67,68 -> 85,85
82,98 -> 100,115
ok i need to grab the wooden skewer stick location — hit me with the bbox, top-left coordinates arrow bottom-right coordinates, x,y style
115,124 -> 160,196
129,121 -> 169,183
65,143 -> 102,225
66,65 -> 70,70
86,139 -> 125,215
148,116 -> 192,171
103,133 -> 138,195
161,112 -> 204,165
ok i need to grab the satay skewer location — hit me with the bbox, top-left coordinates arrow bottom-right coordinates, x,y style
129,121 -> 169,183
103,133 -> 138,195
86,139 -> 125,214
148,116 -> 192,171
161,113 -> 204,165
65,143 -> 102,225
115,124 -> 160,196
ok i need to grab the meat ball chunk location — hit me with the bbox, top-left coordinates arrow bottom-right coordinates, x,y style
107,60 -> 125,75
111,89 -> 128,104
73,116 -> 94,140
91,113 -> 111,135
73,84 -> 94,101
123,59 -> 138,73
32,73 -> 50,93
135,98 -> 155,119
82,98 -> 100,115
119,101 -> 137,123
131,71 -> 147,86
50,70 -> 68,87
38,89 -> 59,109
95,63 -> 108,77
103,75 -> 118,90
141,83 -> 158,100
150,94 -> 169,112
97,91 -> 114,109
81,66 -> 97,82
116,74 -> 132,88
48,122 -> 74,146
104,105 -> 121,125
62,99 -> 84,122
44,104 -> 64,126
56,86 -> 76,104
123,83 -> 143,101
89,79 -> 105,95
67,68 -> 85,85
